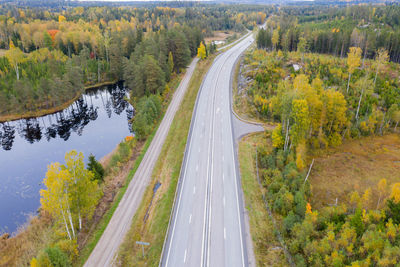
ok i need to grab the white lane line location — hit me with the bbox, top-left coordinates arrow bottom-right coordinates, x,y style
222,173 -> 224,182
184,249 -> 187,263
222,156 -> 224,162
189,214 -> 192,224
224,227 -> 226,240
193,186 -> 196,194
223,196 -> 225,207
196,165 -> 199,172
198,148 -> 201,153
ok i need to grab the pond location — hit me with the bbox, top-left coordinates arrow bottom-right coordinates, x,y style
0,83 -> 134,234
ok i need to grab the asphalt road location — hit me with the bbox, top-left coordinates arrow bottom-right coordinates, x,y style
84,58 -> 199,267
161,33 -> 256,267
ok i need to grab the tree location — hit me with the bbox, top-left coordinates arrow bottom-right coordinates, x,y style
373,48 -> 389,86
347,47 -> 362,93
354,75 -> 374,121
291,99 -> 310,147
272,28 -> 279,51
297,36 -> 307,63
87,154 -> 105,182
377,178 -> 387,209
5,45 -> 25,80
272,123 -> 284,148
167,30 -> 191,73
40,163 -> 75,239
197,42 -> 206,59
64,150 -> 101,231
168,51 -> 174,75
40,151 -> 101,238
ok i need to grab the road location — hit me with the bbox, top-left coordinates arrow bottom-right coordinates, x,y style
161,32 -> 256,267
84,58 -> 198,267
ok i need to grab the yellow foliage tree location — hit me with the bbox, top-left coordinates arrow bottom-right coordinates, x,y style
390,183 -> 400,203
197,42 -> 206,59
272,123 -> 284,149
377,178 -> 387,209
346,47 -> 362,93
58,15 -> 67,23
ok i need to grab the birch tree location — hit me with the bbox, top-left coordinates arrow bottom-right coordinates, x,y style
346,47 -> 362,93
5,43 -> 25,80
373,48 -> 389,86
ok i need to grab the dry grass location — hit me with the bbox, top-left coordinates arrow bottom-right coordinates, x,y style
204,30 -> 236,44
309,134 -> 400,210
239,133 -> 287,267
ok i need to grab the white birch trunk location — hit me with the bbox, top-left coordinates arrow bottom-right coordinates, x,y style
347,73 -> 351,93
61,208 -> 72,240
355,88 -> 364,121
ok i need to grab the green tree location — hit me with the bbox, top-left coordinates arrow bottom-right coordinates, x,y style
87,154 -> 105,182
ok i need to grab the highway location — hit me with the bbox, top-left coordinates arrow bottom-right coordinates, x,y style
161,32 -> 256,267
84,58 -> 198,267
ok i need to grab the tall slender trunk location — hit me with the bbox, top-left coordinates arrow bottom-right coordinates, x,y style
347,73 -> 351,93
97,60 -> 101,83
60,207 -> 72,240
355,88 -> 364,121
67,208 -> 75,239
15,64 -> 19,80
395,121 -> 399,131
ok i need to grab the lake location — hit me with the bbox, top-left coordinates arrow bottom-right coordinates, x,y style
0,83 -> 133,234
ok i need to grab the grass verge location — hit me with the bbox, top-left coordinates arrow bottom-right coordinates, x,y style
116,56 -> 215,266
239,133 -> 287,266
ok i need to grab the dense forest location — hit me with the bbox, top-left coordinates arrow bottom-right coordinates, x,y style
0,4 -> 269,119
257,4 -> 400,63
249,4 -> 400,266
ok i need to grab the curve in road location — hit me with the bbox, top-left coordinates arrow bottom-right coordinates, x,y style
161,32 -> 256,267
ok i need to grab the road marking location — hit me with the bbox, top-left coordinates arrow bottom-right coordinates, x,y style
222,173 -> 224,182
193,186 -> 196,194
184,249 -> 187,263
224,227 -> 226,240
198,148 -> 201,153
216,107 -> 220,114
189,214 -> 192,224
196,165 -> 199,172
223,196 -> 225,207
222,156 -> 224,162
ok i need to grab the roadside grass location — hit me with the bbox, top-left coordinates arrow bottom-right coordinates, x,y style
309,133 -> 400,210
239,133 -> 287,267
116,56 -> 215,266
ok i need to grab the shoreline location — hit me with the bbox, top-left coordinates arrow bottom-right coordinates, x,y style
0,80 -> 117,123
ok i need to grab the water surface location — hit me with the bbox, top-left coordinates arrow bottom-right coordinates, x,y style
0,83 -> 133,234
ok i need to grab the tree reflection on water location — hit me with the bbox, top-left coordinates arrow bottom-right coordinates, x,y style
0,83 -> 133,151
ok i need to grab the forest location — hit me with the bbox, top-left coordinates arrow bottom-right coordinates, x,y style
247,4 -> 400,266
0,4 -> 269,120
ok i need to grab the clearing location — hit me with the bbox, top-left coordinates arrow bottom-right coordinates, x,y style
309,134 -> 400,210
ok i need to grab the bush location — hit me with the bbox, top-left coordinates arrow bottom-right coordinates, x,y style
44,246 -> 71,267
